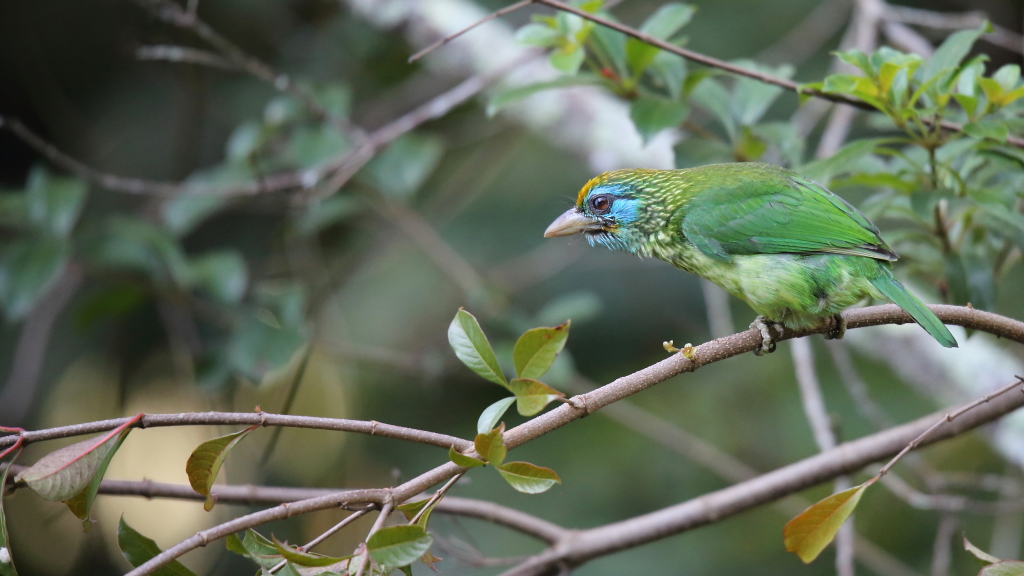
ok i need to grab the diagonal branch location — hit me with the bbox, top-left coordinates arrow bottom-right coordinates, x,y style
497,378 -> 1024,576
119,303 -> 1024,575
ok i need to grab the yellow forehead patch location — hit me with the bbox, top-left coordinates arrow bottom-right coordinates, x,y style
575,174 -> 605,206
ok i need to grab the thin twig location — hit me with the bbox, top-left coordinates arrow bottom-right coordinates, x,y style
268,509 -> 369,574
791,338 -> 854,576
133,0 -> 335,121
355,499 -> 395,576
0,411 -> 470,451
410,472 -> 465,526
136,45 -> 237,70
409,0 -> 537,63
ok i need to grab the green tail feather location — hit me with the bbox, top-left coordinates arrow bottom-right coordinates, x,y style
868,267 -> 958,348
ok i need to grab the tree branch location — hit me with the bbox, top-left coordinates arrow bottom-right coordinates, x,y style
498,378 -> 1024,576
0,411 -> 470,451
116,303 -> 1024,575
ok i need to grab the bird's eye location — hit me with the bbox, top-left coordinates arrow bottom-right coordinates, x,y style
590,194 -> 612,214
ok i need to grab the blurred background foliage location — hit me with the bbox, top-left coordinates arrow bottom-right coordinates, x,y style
1,0 -> 1024,574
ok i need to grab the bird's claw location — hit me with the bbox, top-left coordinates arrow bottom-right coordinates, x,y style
750,315 -> 780,356
824,314 -> 847,341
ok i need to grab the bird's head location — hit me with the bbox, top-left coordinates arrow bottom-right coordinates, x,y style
543,170 -> 647,252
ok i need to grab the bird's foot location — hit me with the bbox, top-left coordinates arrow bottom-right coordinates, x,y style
749,315 -> 781,356
824,314 -> 847,341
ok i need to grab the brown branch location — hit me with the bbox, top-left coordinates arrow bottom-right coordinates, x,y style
497,379 -> 1024,576
120,303 -> 1024,575
0,411 -> 470,451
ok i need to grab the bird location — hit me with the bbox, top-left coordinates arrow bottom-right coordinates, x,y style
543,162 -> 957,353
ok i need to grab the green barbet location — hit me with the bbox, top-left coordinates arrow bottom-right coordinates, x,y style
544,162 -> 957,352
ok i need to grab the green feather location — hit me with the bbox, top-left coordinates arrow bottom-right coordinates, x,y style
549,162 -> 958,348
868,266 -> 958,348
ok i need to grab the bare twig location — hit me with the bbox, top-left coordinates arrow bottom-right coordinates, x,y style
409,0 -> 537,63
884,5 -> 1024,54
930,513 -> 956,576
268,509 -> 369,574
0,411 -> 471,451
0,263 -> 84,424
135,45 -> 237,70
791,338 -> 854,576
355,498 -> 395,576
133,0 -> 335,121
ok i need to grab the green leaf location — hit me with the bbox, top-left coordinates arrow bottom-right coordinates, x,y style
980,562 -> 1024,576
0,458 -> 18,576
487,75 -> 604,116
162,194 -> 227,237
509,378 -> 565,417
397,498 -> 434,528
84,217 -> 191,287
228,303 -> 307,381
187,250 -> 248,304
963,119 -> 1009,143
589,24 -> 628,78
515,22 -> 561,48
283,124 -> 351,170
689,78 -> 736,139
448,446 -> 486,468
513,321 -> 570,380
783,483 -> 869,563
549,45 -> 586,76
638,3 -> 695,40
118,516 -> 198,576
964,534 -> 1002,564
496,462 -> 562,494
186,425 -> 258,511
363,134 -> 444,200
272,535 -> 353,567
26,167 -> 87,238
630,94 -> 689,144
290,195 -> 363,237
954,94 -> 979,118
0,238 -> 69,320
730,61 -> 792,126
474,425 -> 507,467
650,52 -> 687,100
799,138 -> 885,184
225,529 -> 280,568
536,292 -> 602,327
833,49 -> 873,77
944,252 -> 970,306
918,22 -> 991,85
993,63 -> 1020,91
225,121 -> 265,161
366,525 -> 433,568
65,426 -> 133,529
976,205 -> 1024,251
477,397 -> 516,434
16,430 -> 129,502
447,309 -> 507,388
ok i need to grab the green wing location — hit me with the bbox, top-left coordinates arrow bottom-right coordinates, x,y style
679,166 -> 896,263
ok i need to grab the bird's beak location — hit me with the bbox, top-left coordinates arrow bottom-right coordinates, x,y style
544,208 -> 603,238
